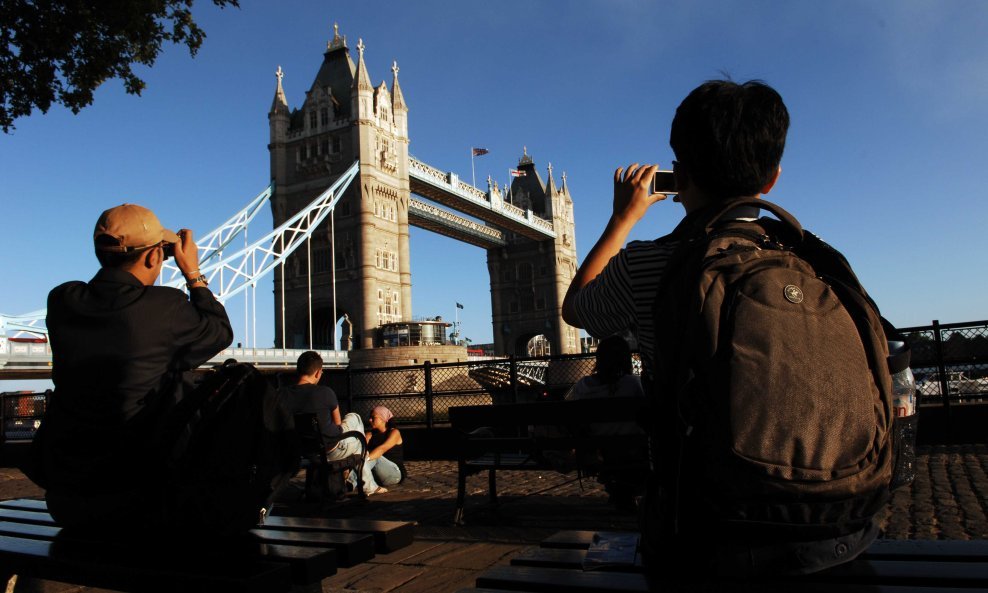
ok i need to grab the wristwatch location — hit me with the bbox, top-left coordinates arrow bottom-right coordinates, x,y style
186,273 -> 208,288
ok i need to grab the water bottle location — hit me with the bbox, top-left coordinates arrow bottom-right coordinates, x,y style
888,340 -> 917,490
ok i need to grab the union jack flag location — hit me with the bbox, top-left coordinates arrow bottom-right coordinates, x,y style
472,147 -> 489,156
510,169 -> 526,177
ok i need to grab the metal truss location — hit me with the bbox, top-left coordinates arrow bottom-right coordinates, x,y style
160,184 -> 273,285
0,310 -> 48,338
163,161 -> 359,303
1,164 -> 353,338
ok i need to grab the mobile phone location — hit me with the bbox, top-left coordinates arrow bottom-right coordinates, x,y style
652,170 -> 677,195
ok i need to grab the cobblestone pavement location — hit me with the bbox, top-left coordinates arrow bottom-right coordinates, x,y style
3,444 -> 987,541
1,445 -> 986,593
274,444 -> 988,543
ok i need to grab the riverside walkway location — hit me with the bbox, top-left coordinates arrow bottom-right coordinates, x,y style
1,444 -> 986,593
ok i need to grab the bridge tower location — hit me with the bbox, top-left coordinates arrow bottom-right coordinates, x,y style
269,26 -> 411,350
488,151 -> 579,355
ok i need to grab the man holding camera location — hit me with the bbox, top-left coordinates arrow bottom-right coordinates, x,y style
562,80 -> 888,582
32,203 -> 233,529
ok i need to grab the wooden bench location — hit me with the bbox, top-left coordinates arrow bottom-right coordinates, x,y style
0,498 -> 415,593
459,530 -> 988,592
448,397 -> 648,525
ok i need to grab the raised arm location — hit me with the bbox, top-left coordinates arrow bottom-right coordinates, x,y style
562,164 -> 668,327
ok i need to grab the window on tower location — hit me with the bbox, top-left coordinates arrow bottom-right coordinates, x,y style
320,108 -> 328,127
309,111 -> 317,130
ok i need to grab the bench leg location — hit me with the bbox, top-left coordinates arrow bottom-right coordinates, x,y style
488,468 -> 498,505
455,459 -> 468,525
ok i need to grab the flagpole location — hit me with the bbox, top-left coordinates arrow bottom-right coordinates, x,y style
471,149 -> 476,187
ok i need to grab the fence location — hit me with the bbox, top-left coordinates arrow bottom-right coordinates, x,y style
322,353 -> 598,429
899,319 -> 988,411
2,318 -> 985,441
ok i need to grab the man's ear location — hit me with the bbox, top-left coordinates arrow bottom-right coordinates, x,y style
145,246 -> 162,269
314,367 -> 323,380
760,166 -> 782,195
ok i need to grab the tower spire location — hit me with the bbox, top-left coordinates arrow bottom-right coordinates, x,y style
546,162 -> 557,196
353,38 -> 372,91
327,22 -> 347,52
270,65 -> 289,114
391,60 -> 407,111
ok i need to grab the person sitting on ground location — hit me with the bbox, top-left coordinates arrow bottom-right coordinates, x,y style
348,405 -> 405,495
280,350 -> 365,462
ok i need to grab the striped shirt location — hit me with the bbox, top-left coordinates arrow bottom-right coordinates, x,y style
573,237 -> 681,366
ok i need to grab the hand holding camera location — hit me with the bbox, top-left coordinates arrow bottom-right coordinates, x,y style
173,229 -> 201,280
612,163 -> 671,225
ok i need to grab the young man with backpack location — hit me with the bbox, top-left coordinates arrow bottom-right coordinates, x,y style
562,80 -> 895,582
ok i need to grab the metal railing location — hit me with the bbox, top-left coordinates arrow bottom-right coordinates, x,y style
0,390 -> 49,442
899,319 -> 988,411
322,353 -> 597,429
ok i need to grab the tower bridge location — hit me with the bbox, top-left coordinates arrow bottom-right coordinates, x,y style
0,25 -> 581,376
269,26 -> 579,357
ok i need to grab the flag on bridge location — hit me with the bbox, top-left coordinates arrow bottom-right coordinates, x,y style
472,147 -> 489,156
510,169 -> 526,177
456,302 -> 464,309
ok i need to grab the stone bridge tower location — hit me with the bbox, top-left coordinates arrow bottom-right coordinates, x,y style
268,27 -> 411,350
488,150 -> 579,355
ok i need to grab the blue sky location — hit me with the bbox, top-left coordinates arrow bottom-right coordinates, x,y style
2,1 -> 987,372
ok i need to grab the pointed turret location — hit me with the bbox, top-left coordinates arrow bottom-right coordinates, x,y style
268,66 -> 290,187
561,171 -> 570,195
391,61 -> 407,111
391,61 -> 408,138
353,38 -> 373,92
352,38 -> 374,120
545,162 -> 557,197
270,65 -> 289,115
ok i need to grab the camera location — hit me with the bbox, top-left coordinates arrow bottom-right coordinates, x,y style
162,242 -> 175,259
651,170 -> 677,195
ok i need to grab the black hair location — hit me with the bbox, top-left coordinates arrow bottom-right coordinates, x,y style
94,235 -> 149,268
670,79 -> 789,199
594,335 -> 633,385
296,350 -> 323,376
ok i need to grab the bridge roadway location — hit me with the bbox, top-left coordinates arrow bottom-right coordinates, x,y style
0,341 -> 349,380
408,157 -> 556,242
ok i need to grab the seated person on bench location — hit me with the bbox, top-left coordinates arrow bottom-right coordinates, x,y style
280,350 -> 366,461
565,335 -> 645,511
348,406 -> 405,495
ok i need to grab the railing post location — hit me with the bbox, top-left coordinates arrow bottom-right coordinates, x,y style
509,355 -> 519,404
345,366 -> 354,414
932,319 -> 951,418
424,361 -> 434,429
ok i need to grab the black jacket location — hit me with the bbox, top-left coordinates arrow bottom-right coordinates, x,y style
36,267 -> 232,505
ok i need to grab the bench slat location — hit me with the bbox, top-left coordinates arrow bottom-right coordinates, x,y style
0,519 -> 339,584
0,533 -> 293,593
248,529 -> 373,567
476,564 -> 649,592
261,515 -> 415,553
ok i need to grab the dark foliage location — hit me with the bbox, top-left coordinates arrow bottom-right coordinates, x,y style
0,0 -> 238,132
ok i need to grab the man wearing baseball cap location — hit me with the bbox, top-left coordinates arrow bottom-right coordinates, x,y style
30,203 -> 233,530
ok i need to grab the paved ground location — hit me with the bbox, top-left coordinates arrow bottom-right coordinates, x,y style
1,444 -> 986,592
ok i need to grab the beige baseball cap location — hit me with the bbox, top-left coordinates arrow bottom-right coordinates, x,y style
93,204 -> 180,252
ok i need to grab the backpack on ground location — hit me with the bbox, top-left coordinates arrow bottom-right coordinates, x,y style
158,361 -> 300,535
644,197 -> 895,568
